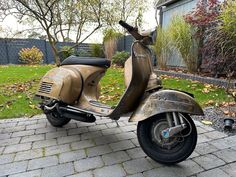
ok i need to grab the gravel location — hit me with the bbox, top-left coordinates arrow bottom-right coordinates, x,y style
193,106 -> 236,136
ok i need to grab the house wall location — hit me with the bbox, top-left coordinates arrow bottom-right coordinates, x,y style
161,0 -> 197,67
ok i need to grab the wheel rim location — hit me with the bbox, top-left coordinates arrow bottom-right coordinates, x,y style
151,119 -> 180,150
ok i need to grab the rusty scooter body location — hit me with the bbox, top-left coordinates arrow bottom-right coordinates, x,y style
36,21 -> 204,164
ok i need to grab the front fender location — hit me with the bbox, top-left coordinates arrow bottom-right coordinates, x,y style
129,90 -> 204,122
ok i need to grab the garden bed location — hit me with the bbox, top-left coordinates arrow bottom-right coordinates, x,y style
155,69 -> 236,89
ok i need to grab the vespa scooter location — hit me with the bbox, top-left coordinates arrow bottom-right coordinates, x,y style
36,21 -> 204,164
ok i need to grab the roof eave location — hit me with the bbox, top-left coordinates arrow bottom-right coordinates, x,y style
156,0 -> 180,9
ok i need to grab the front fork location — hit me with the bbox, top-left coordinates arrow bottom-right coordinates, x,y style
161,112 -> 187,139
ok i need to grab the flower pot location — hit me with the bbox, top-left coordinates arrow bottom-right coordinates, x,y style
224,118 -> 234,130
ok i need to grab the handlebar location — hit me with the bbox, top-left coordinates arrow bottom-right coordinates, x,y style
119,20 -> 143,40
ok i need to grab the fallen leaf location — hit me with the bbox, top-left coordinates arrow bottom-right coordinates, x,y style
201,120 -> 213,125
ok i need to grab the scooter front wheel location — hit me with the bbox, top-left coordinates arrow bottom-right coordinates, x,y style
137,113 -> 197,165
46,111 -> 71,127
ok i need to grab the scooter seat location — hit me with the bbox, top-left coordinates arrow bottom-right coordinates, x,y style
61,56 -> 111,68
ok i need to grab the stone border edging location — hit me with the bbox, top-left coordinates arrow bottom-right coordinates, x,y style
154,69 -> 236,89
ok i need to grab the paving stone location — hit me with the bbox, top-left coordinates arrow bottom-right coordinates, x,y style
3,142 -> 31,154
126,147 -> 146,159
1,126 -> 25,133
93,164 -> 126,177
21,134 -> 45,143
213,148 -> 236,163
0,122 -> 17,128
45,144 -> 70,156
57,135 -> 81,145
87,144 -> 112,157
0,161 -> 28,176
81,131 -> 103,140
28,156 -> 58,170
46,131 -> 67,139
116,132 -> 136,141
197,134 -> 211,144
102,151 -> 131,165
204,131 -> 227,140
123,158 -> 153,174
67,171 -> 93,177
59,150 -> 86,163
41,163 -> 74,177
195,142 -> 218,155
110,140 -> 135,152
15,148 -> 43,161
102,128 -> 122,135
96,119 -> 113,125
68,127 -> 89,136
11,130 -> 35,138
126,173 -> 144,177
88,124 -> 107,132
58,122 -> 77,129
77,122 -> 96,128
94,134 -> 119,145
0,147 -> 4,154
8,169 -> 41,177
106,122 -> 126,128
196,127 -> 207,134
119,125 -> 136,132
209,138 -> 232,150
26,123 -> 46,130
0,153 -> 15,165
0,137 -> 21,147
130,138 -> 140,147
189,151 -> 200,159
220,162 -> 236,177
193,154 -> 225,170
146,157 -> 163,168
0,133 -> 12,140
197,168 -> 230,177
32,139 -> 57,149
35,127 -> 57,134
74,156 -> 104,172
201,125 -> 215,132
17,120 -> 38,126
71,139 -> 95,150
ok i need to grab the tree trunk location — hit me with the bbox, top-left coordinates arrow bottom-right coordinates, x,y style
47,31 -> 60,66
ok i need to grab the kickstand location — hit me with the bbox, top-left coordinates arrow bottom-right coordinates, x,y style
114,120 -> 120,127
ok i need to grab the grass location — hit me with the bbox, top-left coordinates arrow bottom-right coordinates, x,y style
0,65 -> 232,119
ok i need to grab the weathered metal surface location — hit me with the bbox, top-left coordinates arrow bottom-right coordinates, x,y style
129,89 -> 204,122
36,66 -> 82,104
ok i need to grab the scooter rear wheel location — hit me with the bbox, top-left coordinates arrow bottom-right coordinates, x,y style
46,111 -> 71,127
137,113 -> 197,165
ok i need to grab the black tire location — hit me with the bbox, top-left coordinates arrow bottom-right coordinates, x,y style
46,111 -> 71,127
137,113 -> 197,165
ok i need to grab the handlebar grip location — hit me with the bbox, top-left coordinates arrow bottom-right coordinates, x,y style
119,20 -> 134,31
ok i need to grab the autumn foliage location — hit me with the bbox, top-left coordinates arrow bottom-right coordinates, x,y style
18,46 -> 43,65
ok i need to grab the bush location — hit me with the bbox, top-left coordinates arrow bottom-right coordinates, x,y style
169,16 -> 198,73
112,51 -> 130,67
18,46 -> 43,64
90,44 -> 104,57
154,26 -> 172,69
58,46 -> 75,62
75,49 -> 90,57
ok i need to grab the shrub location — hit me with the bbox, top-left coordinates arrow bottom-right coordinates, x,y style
18,46 -> 43,64
154,26 -> 172,69
75,49 -> 90,57
103,29 -> 122,60
58,46 -> 75,62
169,16 -> 198,73
112,51 -> 130,67
90,44 -> 104,58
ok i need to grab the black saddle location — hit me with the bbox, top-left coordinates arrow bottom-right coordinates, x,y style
61,55 -> 111,68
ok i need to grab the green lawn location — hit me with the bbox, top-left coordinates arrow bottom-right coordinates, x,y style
0,65 -> 232,119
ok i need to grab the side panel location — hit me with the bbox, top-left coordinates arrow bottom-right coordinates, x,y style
36,66 -> 82,104
129,90 -> 204,122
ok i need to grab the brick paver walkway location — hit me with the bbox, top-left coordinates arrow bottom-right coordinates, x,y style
0,115 -> 236,177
